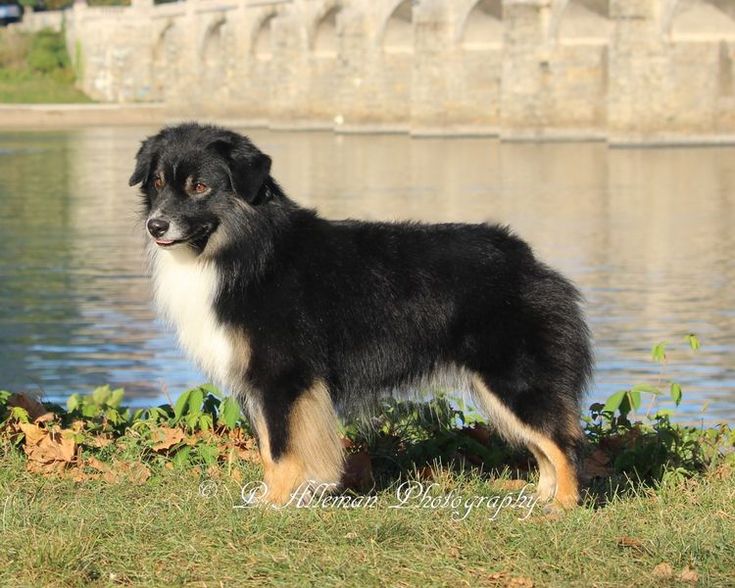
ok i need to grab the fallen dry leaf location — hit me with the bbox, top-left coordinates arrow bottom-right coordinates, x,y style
18,422 -> 47,446
341,451 -> 373,492
617,536 -> 645,553
463,424 -> 493,446
34,412 -> 56,424
20,424 -> 76,468
237,445 -> 259,462
679,566 -> 699,584
151,426 -> 185,452
487,572 -> 534,587
599,428 -> 642,454
87,436 -> 112,449
227,433 -> 259,462
532,511 -> 563,523
582,448 -> 613,480
64,458 -> 151,485
102,461 -> 151,485
228,467 -> 244,483
652,562 -> 674,579
27,460 -> 67,475
68,467 -> 96,482
493,479 -> 528,491
86,457 -> 109,473
711,463 -> 733,481
121,461 -> 151,485
70,419 -> 87,433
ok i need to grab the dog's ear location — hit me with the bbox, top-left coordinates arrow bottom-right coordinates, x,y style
129,136 -> 160,187
213,133 -> 272,205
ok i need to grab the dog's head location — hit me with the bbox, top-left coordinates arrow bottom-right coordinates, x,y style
129,123 -> 272,253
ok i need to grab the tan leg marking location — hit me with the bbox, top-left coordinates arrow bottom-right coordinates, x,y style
249,380 -> 343,506
288,380 -> 344,487
535,438 -> 579,510
471,376 -> 579,509
262,454 -> 306,506
529,445 -> 556,502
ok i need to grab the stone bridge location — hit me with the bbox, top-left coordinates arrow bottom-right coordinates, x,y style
22,0 -> 735,142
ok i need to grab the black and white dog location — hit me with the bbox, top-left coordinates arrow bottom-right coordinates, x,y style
130,123 -> 593,508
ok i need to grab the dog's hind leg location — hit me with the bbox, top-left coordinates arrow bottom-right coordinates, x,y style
470,375 -> 582,509
247,380 -> 344,506
528,446 -> 557,502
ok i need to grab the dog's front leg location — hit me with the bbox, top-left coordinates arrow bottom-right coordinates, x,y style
246,379 -> 345,507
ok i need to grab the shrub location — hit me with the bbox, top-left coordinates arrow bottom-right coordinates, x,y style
27,29 -> 69,74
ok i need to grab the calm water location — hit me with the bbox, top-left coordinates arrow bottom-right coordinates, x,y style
0,128 -> 733,422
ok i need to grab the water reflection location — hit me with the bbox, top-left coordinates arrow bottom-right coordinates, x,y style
0,128 -> 732,421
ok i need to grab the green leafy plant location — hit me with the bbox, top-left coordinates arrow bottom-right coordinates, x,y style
601,333 -> 700,422
586,334 -> 733,484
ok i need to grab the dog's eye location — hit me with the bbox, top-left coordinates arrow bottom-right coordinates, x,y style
193,182 -> 208,194
153,177 -> 163,190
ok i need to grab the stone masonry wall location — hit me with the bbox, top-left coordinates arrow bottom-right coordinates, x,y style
19,0 -> 735,143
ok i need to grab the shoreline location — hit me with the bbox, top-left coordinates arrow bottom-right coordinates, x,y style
0,103 -> 167,130
2,103 -> 735,147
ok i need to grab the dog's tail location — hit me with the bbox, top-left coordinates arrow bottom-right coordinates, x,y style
522,260 -> 594,471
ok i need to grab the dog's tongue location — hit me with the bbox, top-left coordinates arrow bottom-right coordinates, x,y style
156,239 -> 175,246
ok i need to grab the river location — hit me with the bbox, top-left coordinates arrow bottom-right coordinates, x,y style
0,127 -> 732,422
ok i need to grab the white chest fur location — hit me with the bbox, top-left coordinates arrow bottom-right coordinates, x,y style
150,248 -> 234,388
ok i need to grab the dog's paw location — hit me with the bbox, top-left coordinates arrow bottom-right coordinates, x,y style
237,480 -> 322,509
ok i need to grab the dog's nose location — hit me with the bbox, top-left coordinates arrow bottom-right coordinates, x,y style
147,218 -> 170,238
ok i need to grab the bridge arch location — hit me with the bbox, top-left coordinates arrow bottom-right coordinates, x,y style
252,13 -> 276,61
202,18 -> 226,69
312,5 -> 341,58
556,0 -> 611,43
667,0 -> 735,40
460,0 -> 503,50
151,20 -> 179,102
382,0 -> 413,54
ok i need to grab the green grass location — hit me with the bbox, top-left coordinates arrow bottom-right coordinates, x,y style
0,27 -> 91,104
0,69 -> 92,104
1,448 -> 733,587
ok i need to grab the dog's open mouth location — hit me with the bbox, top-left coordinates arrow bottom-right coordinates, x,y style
153,225 -> 215,250
155,239 -> 180,248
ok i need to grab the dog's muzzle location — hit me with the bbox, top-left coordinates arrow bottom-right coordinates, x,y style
147,217 -> 183,247
146,216 -> 216,250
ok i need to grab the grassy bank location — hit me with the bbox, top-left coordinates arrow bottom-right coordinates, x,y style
0,387 -> 733,587
0,69 -> 91,103
1,449 -> 733,587
0,28 -> 91,104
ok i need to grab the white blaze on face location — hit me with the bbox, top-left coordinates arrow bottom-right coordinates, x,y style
150,246 -> 233,388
